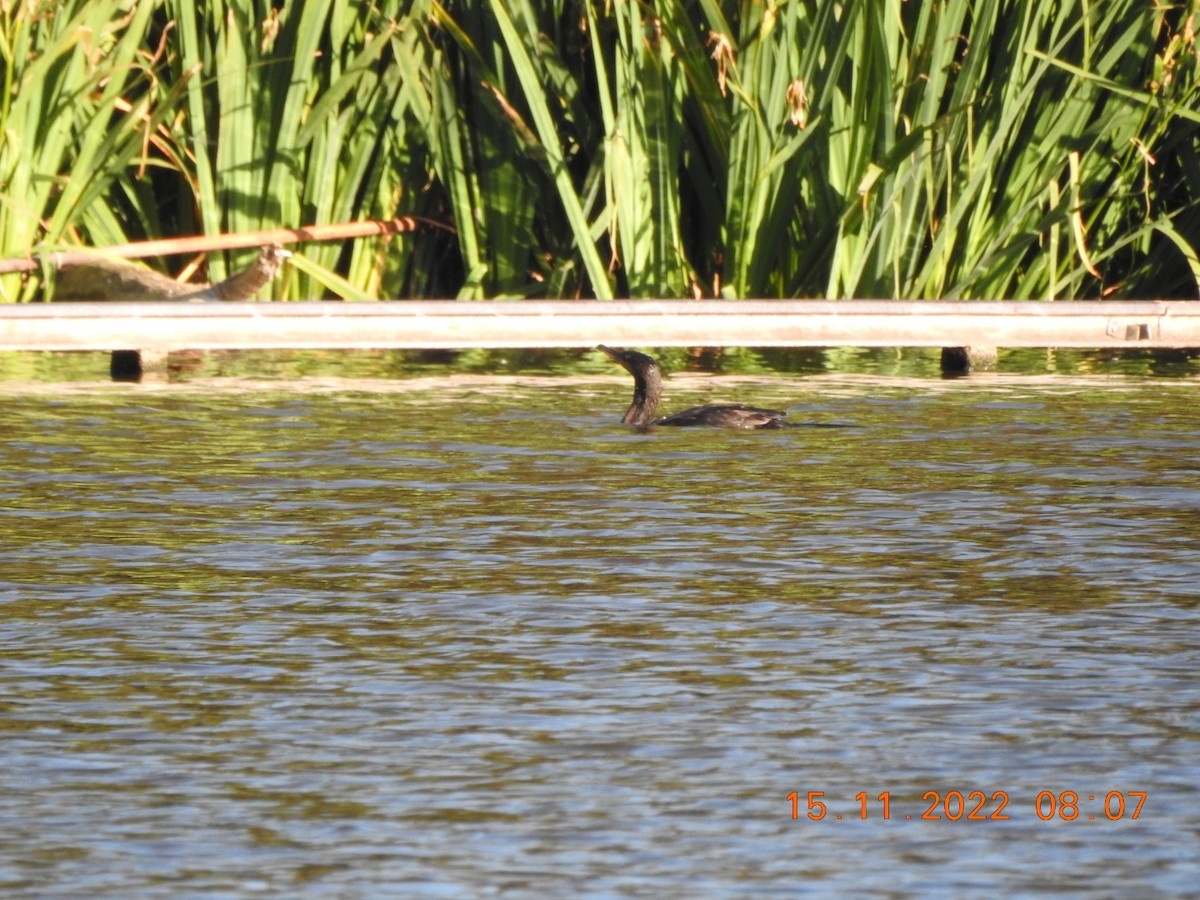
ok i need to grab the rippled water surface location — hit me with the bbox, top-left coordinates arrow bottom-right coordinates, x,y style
1,373 -> 1198,898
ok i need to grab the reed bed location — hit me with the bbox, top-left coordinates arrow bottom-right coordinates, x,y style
1,0 -> 1196,301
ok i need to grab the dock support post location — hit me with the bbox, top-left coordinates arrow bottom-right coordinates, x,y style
941,345 -> 999,376
109,349 -> 169,382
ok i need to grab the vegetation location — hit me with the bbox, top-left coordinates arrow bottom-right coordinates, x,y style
0,0 -> 1197,302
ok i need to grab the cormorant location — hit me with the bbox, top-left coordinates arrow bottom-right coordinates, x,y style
599,345 -> 788,429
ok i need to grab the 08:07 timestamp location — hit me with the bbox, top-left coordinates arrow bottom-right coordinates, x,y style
788,790 -> 1147,822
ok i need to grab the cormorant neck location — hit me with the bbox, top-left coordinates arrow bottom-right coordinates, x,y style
623,369 -> 663,425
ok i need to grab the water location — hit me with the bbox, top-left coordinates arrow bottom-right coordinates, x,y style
1,373 -> 1198,898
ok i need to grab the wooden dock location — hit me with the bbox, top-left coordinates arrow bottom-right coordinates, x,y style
1,299 -> 1198,353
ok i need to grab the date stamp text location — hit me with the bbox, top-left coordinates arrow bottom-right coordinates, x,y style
787,790 -> 1147,822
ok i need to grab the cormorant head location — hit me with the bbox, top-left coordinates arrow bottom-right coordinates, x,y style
597,345 -> 661,379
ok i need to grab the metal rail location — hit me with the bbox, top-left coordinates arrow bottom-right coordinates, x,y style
0,299 -> 1197,351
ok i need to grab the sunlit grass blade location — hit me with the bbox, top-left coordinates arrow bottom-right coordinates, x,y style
484,0 -> 612,299
287,249 -> 374,301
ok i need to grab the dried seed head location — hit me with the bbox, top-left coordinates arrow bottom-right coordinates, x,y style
786,78 -> 809,129
707,31 -> 734,97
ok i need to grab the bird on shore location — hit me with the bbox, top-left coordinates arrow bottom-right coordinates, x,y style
599,345 -> 788,429
55,244 -> 290,302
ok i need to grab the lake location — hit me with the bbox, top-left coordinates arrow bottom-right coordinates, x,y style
1,370 -> 1197,897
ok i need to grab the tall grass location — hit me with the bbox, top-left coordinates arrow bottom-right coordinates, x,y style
0,0 -> 179,301
164,0 -> 435,298
813,0 -> 1200,300
405,0 -> 1200,299
1,0 -> 1197,301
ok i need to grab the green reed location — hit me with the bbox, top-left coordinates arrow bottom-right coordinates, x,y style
1,0 -> 1197,301
0,0 -> 177,301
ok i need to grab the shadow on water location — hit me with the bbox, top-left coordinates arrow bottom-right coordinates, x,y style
0,373 -> 1198,896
